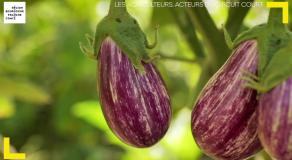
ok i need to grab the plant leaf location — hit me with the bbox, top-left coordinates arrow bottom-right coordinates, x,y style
0,78 -> 50,104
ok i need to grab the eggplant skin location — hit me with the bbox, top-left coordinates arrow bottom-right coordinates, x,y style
98,38 -> 171,147
191,40 -> 262,160
258,78 -> 292,160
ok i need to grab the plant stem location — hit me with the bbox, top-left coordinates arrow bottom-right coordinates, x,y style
226,0 -> 254,40
109,0 -> 127,16
187,0 -> 230,70
171,8 -> 205,58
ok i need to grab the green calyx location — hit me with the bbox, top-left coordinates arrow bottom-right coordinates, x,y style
225,0 -> 292,93
80,0 -> 158,71
243,41 -> 292,93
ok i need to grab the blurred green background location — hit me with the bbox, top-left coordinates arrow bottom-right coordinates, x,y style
0,0 -> 290,159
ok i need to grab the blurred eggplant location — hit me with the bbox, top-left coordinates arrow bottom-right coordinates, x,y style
258,78 -> 292,160
98,38 -> 171,147
191,40 -> 262,160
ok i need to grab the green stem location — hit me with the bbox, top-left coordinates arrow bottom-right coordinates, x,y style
171,8 -> 205,58
109,0 -> 127,16
226,0 -> 254,40
187,0 -> 230,70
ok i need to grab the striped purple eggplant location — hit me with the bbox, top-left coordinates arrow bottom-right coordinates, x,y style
191,40 -> 262,160
97,38 -> 171,147
258,78 -> 292,160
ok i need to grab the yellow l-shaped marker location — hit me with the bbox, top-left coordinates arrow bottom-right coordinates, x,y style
267,2 -> 289,24
3,137 -> 26,160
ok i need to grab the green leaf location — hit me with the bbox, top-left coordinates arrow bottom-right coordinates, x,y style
71,100 -> 127,146
0,96 -> 15,119
71,100 -> 106,130
0,78 -> 50,104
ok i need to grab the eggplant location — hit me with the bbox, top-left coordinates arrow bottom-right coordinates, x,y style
258,78 -> 292,160
98,38 -> 171,147
191,40 -> 262,160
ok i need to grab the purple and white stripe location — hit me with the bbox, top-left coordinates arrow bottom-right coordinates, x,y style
191,40 -> 262,160
98,38 -> 171,147
258,78 -> 292,160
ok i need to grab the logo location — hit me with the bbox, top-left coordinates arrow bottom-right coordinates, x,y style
3,2 -> 26,24
2,137 -> 26,160
266,2 -> 289,24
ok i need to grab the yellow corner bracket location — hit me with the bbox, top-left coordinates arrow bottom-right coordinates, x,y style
3,137 -> 26,160
267,2 -> 289,24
